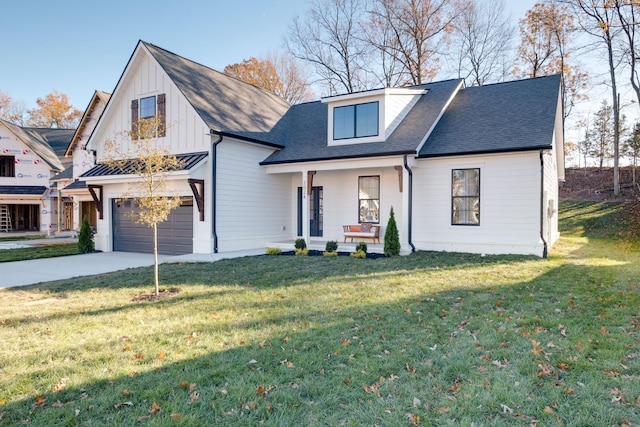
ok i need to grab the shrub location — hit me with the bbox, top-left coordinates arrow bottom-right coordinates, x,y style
294,238 -> 307,250
295,248 -> 309,256
325,240 -> 338,253
323,251 -> 338,257
355,242 -> 367,253
77,217 -> 94,254
265,247 -> 282,255
350,250 -> 366,259
384,206 -> 400,256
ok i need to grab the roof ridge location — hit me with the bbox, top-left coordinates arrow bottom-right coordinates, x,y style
142,41 -> 290,107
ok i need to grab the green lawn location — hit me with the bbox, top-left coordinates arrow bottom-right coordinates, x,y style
0,201 -> 639,426
0,243 -> 80,263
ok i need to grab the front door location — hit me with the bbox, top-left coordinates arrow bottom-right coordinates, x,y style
298,186 -> 323,237
309,186 -> 323,237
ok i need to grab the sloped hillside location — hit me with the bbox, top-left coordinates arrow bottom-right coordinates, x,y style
560,167 -> 638,202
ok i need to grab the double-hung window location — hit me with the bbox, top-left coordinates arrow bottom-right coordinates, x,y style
139,96 -> 156,119
452,168 -> 480,225
334,102 -> 379,140
131,94 -> 166,139
359,176 -> 380,223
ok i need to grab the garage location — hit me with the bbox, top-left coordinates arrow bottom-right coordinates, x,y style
112,197 -> 193,255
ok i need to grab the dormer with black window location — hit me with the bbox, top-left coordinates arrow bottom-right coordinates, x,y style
131,93 -> 166,140
322,87 -> 427,146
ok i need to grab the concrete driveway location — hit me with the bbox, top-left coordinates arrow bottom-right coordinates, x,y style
1,251 -> 158,288
0,235 -> 266,288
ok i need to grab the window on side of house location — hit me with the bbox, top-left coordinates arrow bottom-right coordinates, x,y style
334,101 -> 379,140
0,156 -> 15,177
131,94 -> 166,139
359,176 -> 380,223
452,168 -> 480,225
140,96 -> 156,119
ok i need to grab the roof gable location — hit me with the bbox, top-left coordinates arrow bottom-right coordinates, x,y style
66,90 -> 110,157
0,119 -> 72,171
142,42 -> 291,140
419,74 -> 562,157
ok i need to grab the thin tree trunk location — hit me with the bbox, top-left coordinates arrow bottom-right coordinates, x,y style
153,223 -> 159,296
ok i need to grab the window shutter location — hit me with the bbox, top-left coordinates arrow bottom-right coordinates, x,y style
131,99 -> 139,140
157,94 -> 166,137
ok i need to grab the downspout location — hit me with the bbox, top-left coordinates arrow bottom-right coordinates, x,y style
539,150 -> 548,258
211,132 -> 223,253
403,154 -> 416,253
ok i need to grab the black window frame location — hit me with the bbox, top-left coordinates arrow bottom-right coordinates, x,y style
0,156 -> 15,177
333,101 -> 379,140
451,168 -> 480,226
358,175 -> 380,224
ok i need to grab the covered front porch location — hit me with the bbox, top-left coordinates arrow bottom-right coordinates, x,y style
262,155 -> 417,255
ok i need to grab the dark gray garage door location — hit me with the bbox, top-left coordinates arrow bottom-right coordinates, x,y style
112,198 -> 193,255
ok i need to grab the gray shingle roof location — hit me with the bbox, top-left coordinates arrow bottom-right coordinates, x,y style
419,74 -> 561,157
143,42 -> 290,144
260,79 -> 464,165
0,119 -> 73,171
51,165 -> 74,181
0,185 -> 48,196
81,151 -> 208,178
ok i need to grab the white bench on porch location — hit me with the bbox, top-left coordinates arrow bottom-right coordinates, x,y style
342,223 -> 380,244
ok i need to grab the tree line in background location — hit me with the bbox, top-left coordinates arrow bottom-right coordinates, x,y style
226,0 -> 639,196
2,0 -> 639,196
0,89 -> 81,129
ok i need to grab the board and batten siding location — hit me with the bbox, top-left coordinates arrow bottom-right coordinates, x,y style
215,139 -> 292,251
91,53 -> 211,157
412,151 -> 545,256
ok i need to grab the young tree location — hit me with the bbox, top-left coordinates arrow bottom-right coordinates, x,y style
383,206 -> 400,256
590,100 -> 614,169
27,90 -> 82,128
451,0 -> 515,86
286,0 -> 373,95
103,117 -> 184,296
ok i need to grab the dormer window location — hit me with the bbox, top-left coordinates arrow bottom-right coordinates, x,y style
323,86 -> 426,146
334,102 -> 379,140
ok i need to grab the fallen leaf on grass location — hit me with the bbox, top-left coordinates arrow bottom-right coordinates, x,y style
405,412 -> 421,424
32,396 -> 46,408
170,413 -> 182,420
148,402 -> 161,415
544,406 -> 554,414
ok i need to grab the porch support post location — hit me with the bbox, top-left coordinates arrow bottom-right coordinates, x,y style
301,170 -> 310,243
394,166 -> 403,192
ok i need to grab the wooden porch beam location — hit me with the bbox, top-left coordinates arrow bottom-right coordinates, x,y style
307,171 -> 316,196
87,185 -> 104,220
188,179 -> 205,221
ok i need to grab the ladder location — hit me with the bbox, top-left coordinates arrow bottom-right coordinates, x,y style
0,205 -> 11,232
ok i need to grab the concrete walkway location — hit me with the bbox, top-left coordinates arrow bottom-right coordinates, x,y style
0,235 -> 265,288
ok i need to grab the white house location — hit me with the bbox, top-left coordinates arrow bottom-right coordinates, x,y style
82,41 -> 564,258
54,90 -> 110,231
0,120 -> 74,233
